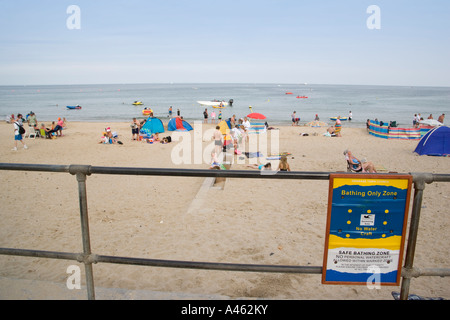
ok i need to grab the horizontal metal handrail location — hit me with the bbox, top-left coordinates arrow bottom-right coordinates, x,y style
0,247 -> 323,274
2,163 -> 450,181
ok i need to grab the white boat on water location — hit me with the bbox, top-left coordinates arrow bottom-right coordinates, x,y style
197,99 -> 233,106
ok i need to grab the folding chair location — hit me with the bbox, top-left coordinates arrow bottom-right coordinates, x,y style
26,126 -> 38,139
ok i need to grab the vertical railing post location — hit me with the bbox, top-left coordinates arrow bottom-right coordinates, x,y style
71,165 -> 95,300
400,173 -> 432,300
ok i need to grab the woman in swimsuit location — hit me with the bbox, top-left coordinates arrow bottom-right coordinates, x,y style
277,155 -> 291,171
246,163 -> 272,171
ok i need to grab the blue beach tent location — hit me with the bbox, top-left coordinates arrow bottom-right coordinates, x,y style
139,117 -> 165,137
414,126 -> 450,156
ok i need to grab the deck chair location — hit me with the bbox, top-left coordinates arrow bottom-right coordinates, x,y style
40,128 -> 51,139
26,126 -> 38,139
346,156 -> 365,173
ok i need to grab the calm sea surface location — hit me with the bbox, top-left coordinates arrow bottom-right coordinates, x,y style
1,83 -> 449,127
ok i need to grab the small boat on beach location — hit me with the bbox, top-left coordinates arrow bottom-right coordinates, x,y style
197,99 -> 233,107
330,117 -> 348,121
66,105 -> 82,110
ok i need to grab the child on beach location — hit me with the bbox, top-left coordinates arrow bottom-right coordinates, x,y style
210,151 -> 221,169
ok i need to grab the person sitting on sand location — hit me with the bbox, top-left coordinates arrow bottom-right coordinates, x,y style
99,132 -> 109,144
246,162 -> 272,171
210,151 -> 222,169
323,126 -> 336,137
277,156 -> 291,171
343,149 -> 377,173
265,122 -> 278,130
150,132 -> 160,142
104,127 -> 123,144
48,118 -> 64,137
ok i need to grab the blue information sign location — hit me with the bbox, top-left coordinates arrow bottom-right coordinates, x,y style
322,174 -> 412,285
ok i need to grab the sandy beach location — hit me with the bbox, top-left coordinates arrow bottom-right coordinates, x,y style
0,120 -> 449,300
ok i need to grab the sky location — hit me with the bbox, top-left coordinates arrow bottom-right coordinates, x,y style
0,0 -> 449,86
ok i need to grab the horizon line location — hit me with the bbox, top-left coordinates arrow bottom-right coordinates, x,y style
1,82 -> 449,89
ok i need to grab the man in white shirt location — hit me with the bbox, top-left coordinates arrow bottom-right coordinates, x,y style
243,117 -> 251,131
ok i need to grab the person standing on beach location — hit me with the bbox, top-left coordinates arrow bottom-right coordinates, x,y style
213,125 -> 223,155
131,117 -> 140,140
413,114 -> 419,127
438,113 -> 445,124
203,108 -> 208,124
211,110 -> 216,124
230,114 -> 236,126
177,108 -> 180,117
168,106 -> 172,118
334,116 -> 342,137
27,111 -> 38,130
12,114 -> 27,151
348,111 -> 352,121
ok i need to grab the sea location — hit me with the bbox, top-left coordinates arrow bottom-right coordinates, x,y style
0,83 -> 449,128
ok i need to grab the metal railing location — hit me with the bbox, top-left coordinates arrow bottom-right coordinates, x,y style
1,163 -> 449,300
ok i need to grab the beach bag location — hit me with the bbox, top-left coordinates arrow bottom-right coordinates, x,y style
16,122 -> 25,135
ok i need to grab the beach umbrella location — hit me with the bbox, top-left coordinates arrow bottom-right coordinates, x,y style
247,112 -> 266,120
